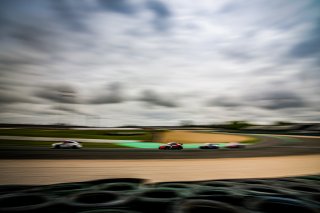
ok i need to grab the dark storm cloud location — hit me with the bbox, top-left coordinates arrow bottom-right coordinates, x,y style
50,0 -> 91,33
0,57 -> 38,67
35,84 -> 78,104
207,90 -> 306,110
51,105 -> 88,115
98,0 -> 137,15
146,1 -> 171,18
97,0 -> 172,30
221,49 -> 254,62
0,0 -> 58,53
146,0 -> 171,31
10,24 -> 53,52
254,91 -> 306,110
207,97 -> 243,108
139,90 -> 178,108
289,19 -> 320,60
89,82 -> 126,104
0,91 -> 36,105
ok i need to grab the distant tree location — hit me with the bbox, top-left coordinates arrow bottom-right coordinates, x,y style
274,121 -> 294,126
224,121 -> 251,130
180,120 -> 194,127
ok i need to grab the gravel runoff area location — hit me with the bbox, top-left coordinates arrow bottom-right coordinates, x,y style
0,154 -> 319,185
155,130 -> 254,143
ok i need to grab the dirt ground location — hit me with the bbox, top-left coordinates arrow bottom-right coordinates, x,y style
156,130 -> 253,143
0,154 -> 319,185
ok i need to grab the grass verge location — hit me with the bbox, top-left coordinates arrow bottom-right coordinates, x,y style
0,129 -> 153,140
0,140 -> 131,148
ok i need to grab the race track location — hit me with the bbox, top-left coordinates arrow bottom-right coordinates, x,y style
0,134 -> 319,159
0,134 -> 319,184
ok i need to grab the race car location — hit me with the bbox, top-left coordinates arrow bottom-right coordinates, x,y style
159,142 -> 183,150
199,143 -> 220,149
225,142 -> 245,148
52,140 -> 82,149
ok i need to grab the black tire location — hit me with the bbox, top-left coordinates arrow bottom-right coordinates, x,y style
199,181 -> 236,188
239,184 -> 291,197
95,182 -> 139,194
72,146 -> 77,149
0,185 -> 37,195
55,145 -> 61,149
280,183 -> 320,195
0,193 -> 56,213
66,191 -> 127,211
80,209 -> 140,213
174,199 -> 243,213
128,188 -> 183,213
245,196 -> 319,213
27,183 -> 91,196
152,183 -> 196,197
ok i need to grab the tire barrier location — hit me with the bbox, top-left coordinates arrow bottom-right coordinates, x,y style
128,187 -> 186,213
153,182 -> 196,190
0,193 -> 57,213
0,176 -> 319,213
150,183 -> 197,197
198,180 -> 236,188
237,184 -> 292,196
95,182 -> 140,194
0,185 -> 37,195
26,183 -> 92,196
65,191 -> 128,211
245,196 -> 319,213
174,199 -> 243,213
80,209 -> 140,213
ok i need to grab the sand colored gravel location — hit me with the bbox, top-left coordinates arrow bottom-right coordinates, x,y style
156,130 -> 253,143
0,155 -> 319,185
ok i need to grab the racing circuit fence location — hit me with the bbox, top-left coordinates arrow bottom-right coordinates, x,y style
0,175 -> 319,213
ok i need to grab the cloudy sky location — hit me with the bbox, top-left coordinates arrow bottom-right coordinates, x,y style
0,0 -> 319,126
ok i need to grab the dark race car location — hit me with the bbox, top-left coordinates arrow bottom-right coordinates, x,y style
225,142 -> 246,148
159,142 -> 183,150
199,143 -> 220,149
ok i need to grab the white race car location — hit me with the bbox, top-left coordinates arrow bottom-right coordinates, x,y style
52,140 -> 82,149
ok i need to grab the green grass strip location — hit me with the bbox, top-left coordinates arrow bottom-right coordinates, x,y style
0,129 -> 152,140
0,140 -> 131,148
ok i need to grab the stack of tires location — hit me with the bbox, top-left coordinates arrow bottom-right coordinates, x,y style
0,176 -> 319,213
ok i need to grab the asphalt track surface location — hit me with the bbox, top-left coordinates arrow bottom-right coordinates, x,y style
0,135 -> 319,159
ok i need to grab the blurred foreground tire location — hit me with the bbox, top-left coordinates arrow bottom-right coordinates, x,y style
0,193 -> 56,213
0,185 -> 36,195
26,183 -> 92,196
66,191 -> 127,211
129,188 -> 183,213
246,196 -> 319,213
198,181 -> 236,188
80,209 -> 140,213
174,199 -> 243,213
95,182 -> 140,194
238,184 -> 292,197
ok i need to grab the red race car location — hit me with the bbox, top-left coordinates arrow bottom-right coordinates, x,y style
159,142 -> 183,150
225,142 -> 246,148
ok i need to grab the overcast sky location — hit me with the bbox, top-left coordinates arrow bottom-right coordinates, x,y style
0,0 -> 319,126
